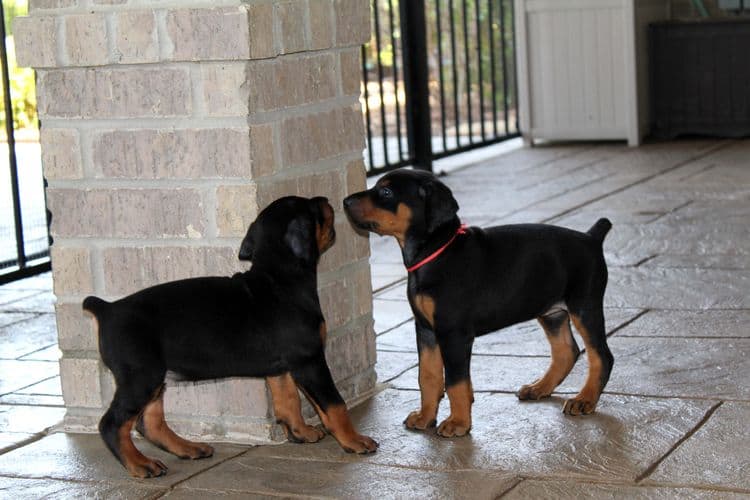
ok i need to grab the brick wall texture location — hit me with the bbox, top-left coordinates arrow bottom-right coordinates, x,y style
14,0 -> 374,443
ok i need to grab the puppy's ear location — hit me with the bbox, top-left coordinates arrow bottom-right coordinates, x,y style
284,216 -> 315,264
420,179 -> 459,233
238,222 -> 257,261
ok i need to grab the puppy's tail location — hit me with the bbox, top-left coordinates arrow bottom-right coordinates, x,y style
82,295 -> 110,319
587,218 -> 612,244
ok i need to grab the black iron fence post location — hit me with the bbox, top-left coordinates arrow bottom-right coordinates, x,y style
398,0 -> 432,171
0,4 -> 26,270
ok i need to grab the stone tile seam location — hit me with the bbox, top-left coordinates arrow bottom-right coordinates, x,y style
634,400 -> 724,483
645,199 -> 695,225
375,318 -> 414,337
540,140 -> 735,225
0,311 -> 47,330
606,309 -> 651,338
0,375 -> 59,398
503,475 -> 750,495
13,342 -> 59,362
165,485 -> 331,499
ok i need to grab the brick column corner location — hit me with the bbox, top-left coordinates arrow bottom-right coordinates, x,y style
14,0 -> 374,443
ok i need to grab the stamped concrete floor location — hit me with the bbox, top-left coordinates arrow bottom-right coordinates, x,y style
1,139 -> 748,498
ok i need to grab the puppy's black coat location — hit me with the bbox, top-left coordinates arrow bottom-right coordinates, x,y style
84,196 -> 377,478
344,169 -> 613,437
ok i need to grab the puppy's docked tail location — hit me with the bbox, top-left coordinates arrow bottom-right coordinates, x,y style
82,296 -> 110,319
587,218 -> 612,244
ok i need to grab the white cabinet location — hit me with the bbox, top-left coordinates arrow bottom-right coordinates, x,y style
515,0 -> 670,146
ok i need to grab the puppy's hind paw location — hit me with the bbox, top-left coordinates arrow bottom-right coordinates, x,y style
436,417 -> 471,438
287,424 -> 326,444
403,410 -> 437,431
562,396 -> 597,416
516,382 -> 553,401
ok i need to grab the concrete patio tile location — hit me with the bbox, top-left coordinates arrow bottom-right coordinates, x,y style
19,344 -> 61,362
0,405 -> 65,434
0,272 -> 52,291
373,282 -> 408,301
175,455 -> 519,499
504,478 -> 748,499
602,222 -> 750,268
0,312 -> 35,329
644,254 -> 750,270
390,354 -> 582,394
648,402 -> 750,491
0,290 -> 56,313
574,337 -> 750,399
248,389 -> 716,481
0,289 -> 39,307
372,298 -> 412,334
16,375 -> 62,396
376,308 -> 643,357
613,310 -> 750,338
606,268 -> 750,309
374,350 -> 417,383
0,313 -> 57,359
0,476 -> 166,499
0,360 -> 59,395
0,433 -> 250,486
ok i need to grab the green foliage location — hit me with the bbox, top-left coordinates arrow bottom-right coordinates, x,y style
0,0 -> 37,132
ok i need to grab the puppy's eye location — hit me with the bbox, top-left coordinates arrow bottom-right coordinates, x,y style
379,187 -> 394,199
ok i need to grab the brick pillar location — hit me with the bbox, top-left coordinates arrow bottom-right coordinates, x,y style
14,0 -> 374,443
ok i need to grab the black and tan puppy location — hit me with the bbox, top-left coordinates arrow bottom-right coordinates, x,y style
83,196 -> 377,478
344,169 -> 614,437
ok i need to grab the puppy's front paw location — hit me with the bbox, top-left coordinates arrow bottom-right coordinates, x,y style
288,424 -> 326,444
126,457 -> 168,478
436,417 -> 471,438
403,410 -> 437,431
517,381 -> 553,401
562,396 -> 597,416
339,433 -> 379,454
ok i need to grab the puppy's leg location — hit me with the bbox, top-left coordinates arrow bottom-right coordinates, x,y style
99,383 -> 169,478
517,310 -> 580,401
292,354 -> 378,454
404,325 -> 444,431
135,384 -> 214,459
435,335 -> 473,438
565,305 -> 613,415
266,372 -> 325,443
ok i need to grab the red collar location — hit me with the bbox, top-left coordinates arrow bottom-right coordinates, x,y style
406,224 -> 468,273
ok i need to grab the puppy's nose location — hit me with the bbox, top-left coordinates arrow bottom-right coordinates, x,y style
343,197 -> 355,209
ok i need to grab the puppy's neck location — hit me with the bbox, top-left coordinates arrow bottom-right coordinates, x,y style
401,218 -> 462,272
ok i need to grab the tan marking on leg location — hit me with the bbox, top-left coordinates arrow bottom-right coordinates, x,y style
319,322 -> 327,345
139,385 -> 213,459
119,416 -> 168,478
266,373 -> 324,443
296,390 -> 377,454
437,380 -> 472,438
518,314 -> 578,400
413,294 -> 436,329
565,314 -> 604,415
404,344 -> 444,430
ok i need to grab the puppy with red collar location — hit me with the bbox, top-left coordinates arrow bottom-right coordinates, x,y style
344,169 -> 613,437
84,196 -> 377,478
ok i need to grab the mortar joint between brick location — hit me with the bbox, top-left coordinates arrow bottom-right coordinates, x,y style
155,8 -> 172,61
54,16 -> 67,67
189,64 -> 207,117
105,11 -> 118,65
204,186 -> 219,239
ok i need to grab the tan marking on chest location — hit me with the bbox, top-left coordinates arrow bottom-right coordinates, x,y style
413,294 -> 436,328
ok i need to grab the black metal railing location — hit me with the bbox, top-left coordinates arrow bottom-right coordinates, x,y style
0,1 -> 50,284
362,0 -> 520,174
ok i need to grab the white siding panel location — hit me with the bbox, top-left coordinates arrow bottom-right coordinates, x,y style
517,0 -> 669,143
